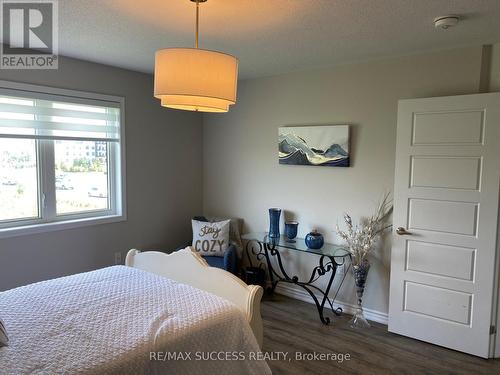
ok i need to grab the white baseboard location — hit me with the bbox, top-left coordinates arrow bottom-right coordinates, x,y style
274,283 -> 388,325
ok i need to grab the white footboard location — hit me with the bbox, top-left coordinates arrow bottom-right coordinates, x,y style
125,247 -> 264,348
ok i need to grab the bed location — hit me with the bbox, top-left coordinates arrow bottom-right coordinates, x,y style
0,248 -> 270,374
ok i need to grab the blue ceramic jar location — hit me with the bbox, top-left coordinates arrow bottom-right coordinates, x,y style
305,230 -> 324,249
284,221 -> 298,241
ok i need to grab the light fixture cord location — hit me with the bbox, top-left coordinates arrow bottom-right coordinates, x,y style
195,0 -> 200,48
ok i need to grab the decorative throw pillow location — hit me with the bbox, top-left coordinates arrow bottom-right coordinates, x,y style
192,219 -> 230,257
206,216 -> 243,250
0,318 -> 8,347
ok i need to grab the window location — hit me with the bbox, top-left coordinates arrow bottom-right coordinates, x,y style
55,140 -> 109,215
0,138 -> 38,222
0,81 -> 125,237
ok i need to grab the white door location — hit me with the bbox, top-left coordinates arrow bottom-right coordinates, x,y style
388,93 -> 500,358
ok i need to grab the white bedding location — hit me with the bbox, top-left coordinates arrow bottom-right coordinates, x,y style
0,266 -> 271,375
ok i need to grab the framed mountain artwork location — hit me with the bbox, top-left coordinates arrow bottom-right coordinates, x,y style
278,125 -> 350,167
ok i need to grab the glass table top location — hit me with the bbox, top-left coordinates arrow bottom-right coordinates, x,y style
242,232 -> 350,258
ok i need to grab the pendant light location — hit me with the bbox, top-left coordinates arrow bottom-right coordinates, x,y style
154,0 -> 238,113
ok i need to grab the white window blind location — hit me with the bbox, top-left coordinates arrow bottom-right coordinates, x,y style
0,88 -> 120,141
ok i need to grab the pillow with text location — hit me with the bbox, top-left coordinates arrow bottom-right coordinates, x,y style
192,219 -> 230,257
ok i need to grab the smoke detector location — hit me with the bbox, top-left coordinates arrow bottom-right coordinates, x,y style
434,15 -> 460,29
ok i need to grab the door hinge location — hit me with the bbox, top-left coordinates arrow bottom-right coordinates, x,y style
490,325 -> 497,335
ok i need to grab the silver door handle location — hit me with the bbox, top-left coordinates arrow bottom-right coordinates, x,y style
396,227 -> 412,235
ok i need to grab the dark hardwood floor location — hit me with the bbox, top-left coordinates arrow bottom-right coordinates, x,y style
261,294 -> 500,375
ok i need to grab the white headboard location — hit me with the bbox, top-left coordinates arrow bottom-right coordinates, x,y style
125,248 -> 263,347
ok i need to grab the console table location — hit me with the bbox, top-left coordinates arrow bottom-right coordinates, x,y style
242,232 -> 351,325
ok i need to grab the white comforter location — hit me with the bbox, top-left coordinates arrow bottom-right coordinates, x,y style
0,266 -> 271,375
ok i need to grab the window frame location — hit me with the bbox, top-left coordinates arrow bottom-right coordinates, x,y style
0,80 -> 126,239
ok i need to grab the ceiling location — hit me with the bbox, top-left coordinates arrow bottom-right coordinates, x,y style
53,0 -> 500,79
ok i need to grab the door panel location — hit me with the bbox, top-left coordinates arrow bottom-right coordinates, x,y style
408,199 -> 478,236
412,110 -> 484,145
404,282 -> 472,325
410,156 -> 481,190
389,93 -> 500,358
406,240 -> 475,281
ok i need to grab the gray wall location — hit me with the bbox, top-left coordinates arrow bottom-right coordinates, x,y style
202,46 -> 484,314
0,56 -> 203,291
490,43 -> 500,91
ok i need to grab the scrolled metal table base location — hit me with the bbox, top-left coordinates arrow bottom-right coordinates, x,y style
245,239 -> 349,325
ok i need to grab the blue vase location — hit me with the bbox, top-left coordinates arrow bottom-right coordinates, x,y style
285,221 -> 298,242
305,230 -> 324,249
268,208 -> 281,238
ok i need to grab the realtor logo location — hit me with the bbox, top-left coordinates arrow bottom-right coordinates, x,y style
1,0 -> 58,69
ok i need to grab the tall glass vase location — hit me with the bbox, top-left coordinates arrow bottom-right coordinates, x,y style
268,208 -> 281,238
349,260 -> 371,329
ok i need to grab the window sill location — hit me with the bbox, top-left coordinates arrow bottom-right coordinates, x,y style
0,214 -> 126,240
